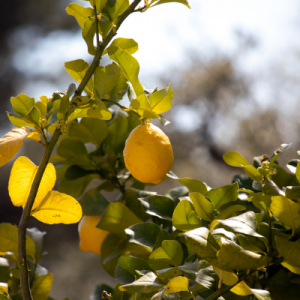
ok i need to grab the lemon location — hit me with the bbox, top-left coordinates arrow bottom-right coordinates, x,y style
123,123 -> 174,184
78,215 -> 109,255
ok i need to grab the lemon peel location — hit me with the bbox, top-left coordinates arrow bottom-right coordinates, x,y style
78,215 -> 109,255
123,123 -> 173,184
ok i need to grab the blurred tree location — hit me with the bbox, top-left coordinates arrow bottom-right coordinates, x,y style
161,32 -> 300,187
0,0 -> 75,126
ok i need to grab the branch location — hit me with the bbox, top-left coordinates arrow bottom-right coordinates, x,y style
17,1 -> 142,300
204,269 -> 257,300
94,5 -> 100,49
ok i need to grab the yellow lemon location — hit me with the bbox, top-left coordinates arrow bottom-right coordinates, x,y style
78,215 -> 109,255
123,123 -> 174,184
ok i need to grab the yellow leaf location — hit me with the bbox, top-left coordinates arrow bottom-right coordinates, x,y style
32,191 -> 82,224
164,277 -> 189,294
0,282 -> 8,295
27,131 -> 42,143
282,261 -> 300,275
230,281 -> 252,296
0,127 -> 31,167
8,156 -> 56,209
213,266 -> 238,285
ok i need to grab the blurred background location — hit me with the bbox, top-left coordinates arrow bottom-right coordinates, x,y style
1,0 -> 300,299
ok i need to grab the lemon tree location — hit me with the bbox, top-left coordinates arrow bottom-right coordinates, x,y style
0,1 -> 300,300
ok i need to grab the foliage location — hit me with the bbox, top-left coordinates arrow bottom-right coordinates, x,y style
0,1 -> 300,300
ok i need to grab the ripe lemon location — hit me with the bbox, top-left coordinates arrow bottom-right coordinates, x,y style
123,122 -> 174,184
78,215 -> 109,255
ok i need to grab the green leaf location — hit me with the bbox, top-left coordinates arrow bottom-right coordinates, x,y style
172,199 -> 201,231
103,38 -> 139,55
148,86 -> 173,114
216,205 -> 246,220
148,240 -> 183,270
7,112 -> 35,128
107,70 -> 128,100
263,178 -> 284,196
115,256 -> 152,284
212,228 -> 237,242
104,112 -> 128,153
244,165 -> 263,182
206,182 -> 239,209
65,59 -> 93,93
251,289 -> 271,300
59,175 -> 94,197
281,261 -> 300,275
167,174 -> 208,195
98,16 -> 112,38
189,192 -> 214,222
82,17 -> 96,55
211,211 -> 268,247
26,228 -> 46,258
270,195 -> 300,234
165,186 -> 189,206
68,100 -> 112,122
97,202 -> 142,235
129,94 -> 158,119
151,0 -> 190,9
31,273 -> 53,300
223,151 -> 250,167
183,227 -> 220,265
217,238 -> 271,271
23,106 -> 41,127
248,193 -> 271,212
125,223 -> 161,252
164,277 -> 189,294
296,161 -> 300,183
94,64 -> 120,98
96,0 -> 109,13
119,272 -> 163,294
108,46 -> 144,96
236,235 -> 265,254
79,189 -> 110,216
285,186 -> 300,200
157,261 -> 207,281
57,95 -> 70,120
66,3 -> 94,28
101,234 -> 128,276
68,118 -> 108,147
0,223 -> 36,259
10,94 -> 35,117
287,159 -> 298,174
213,266 -> 238,285
0,258 -> 10,283
103,0 -> 129,23
269,143 -> 292,166
35,102 -> 46,119
139,195 -> 174,220
125,188 -> 150,222
70,96 -> 91,107
57,139 -> 88,159
195,266 -> 218,290
0,293 -> 9,300
153,229 -> 173,251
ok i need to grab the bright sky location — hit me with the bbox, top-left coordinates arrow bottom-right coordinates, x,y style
12,0 -> 299,103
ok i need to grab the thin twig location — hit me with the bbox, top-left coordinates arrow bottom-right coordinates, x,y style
94,5 -> 100,49
204,269 -> 257,300
17,1 -> 142,300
